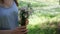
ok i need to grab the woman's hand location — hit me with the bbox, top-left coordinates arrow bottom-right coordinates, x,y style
11,18 -> 29,34
11,26 -> 28,34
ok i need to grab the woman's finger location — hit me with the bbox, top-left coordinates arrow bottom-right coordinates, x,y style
23,30 -> 28,34
16,26 -> 26,29
20,26 -> 26,29
20,29 -> 27,32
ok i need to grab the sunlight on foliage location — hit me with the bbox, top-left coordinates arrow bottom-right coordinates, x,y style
18,0 -> 60,34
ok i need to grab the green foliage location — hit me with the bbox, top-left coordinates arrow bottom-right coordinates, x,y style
19,1 -> 27,6
31,2 -> 48,7
27,24 -> 56,34
18,0 -> 60,34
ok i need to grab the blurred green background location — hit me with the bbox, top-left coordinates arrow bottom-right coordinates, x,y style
18,0 -> 60,34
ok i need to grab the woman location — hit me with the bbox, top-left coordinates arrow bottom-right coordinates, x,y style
0,0 -> 28,34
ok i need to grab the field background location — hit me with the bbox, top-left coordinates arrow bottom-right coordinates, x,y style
18,0 -> 60,34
